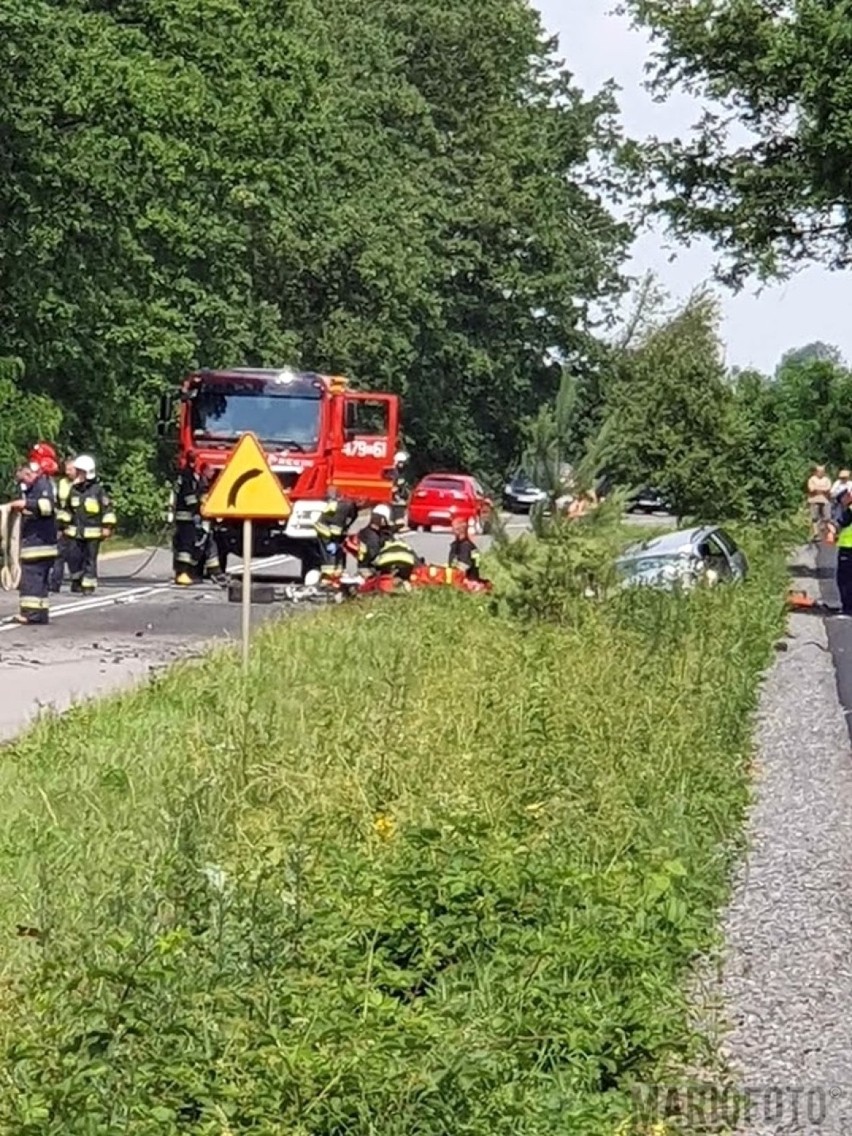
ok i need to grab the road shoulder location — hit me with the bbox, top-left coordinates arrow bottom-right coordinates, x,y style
714,545 -> 852,1131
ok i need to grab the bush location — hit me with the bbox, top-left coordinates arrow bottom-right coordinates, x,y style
0,523 -> 789,1134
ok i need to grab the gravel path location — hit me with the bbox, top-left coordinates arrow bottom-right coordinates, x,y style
717,545 -> 852,1134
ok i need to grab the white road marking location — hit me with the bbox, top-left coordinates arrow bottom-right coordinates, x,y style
0,584 -> 170,631
228,553 -> 297,576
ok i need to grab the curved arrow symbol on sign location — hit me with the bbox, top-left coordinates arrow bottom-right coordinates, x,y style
228,468 -> 262,508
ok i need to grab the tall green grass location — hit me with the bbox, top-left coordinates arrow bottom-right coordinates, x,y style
0,521 -> 790,1134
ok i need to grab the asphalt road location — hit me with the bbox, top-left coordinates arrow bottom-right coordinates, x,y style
0,508 -> 673,741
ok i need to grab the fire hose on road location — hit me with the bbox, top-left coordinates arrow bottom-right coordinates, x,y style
0,503 -> 21,592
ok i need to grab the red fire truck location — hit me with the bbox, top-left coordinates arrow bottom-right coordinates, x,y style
157,367 -> 401,578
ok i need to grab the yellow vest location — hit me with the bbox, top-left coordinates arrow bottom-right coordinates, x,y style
837,522 -> 852,548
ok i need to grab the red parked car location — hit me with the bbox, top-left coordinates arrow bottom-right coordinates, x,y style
407,473 -> 493,533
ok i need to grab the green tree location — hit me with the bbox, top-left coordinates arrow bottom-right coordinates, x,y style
602,290 -> 745,521
773,355 -> 852,475
730,369 -> 802,520
0,0 -> 630,528
624,0 -> 852,285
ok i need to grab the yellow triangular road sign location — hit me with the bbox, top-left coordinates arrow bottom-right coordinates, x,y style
201,433 -> 292,520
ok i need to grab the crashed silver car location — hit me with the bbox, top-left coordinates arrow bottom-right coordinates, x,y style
615,526 -> 748,591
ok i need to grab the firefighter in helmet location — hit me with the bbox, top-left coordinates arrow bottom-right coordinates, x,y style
356,504 -> 420,581
314,487 -> 359,582
65,454 -> 116,594
8,459 -> 58,624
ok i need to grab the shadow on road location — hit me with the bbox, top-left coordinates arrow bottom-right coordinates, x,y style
788,561 -> 835,581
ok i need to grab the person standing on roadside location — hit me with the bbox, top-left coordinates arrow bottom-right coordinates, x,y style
66,454 -> 116,594
807,464 -> 832,541
835,485 -> 852,617
50,457 -> 79,593
8,461 -> 57,625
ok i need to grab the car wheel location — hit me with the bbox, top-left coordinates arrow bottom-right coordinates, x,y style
423,525 -> 432,533
409,523 -> 419,532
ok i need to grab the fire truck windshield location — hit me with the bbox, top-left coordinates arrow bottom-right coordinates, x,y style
190,388 -> 321,451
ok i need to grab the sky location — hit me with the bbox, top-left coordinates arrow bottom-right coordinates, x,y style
537,0 -> 852,374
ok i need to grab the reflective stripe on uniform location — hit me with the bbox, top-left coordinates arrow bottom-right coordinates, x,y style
36,496 -> 53,516
20,596 -> 48,610
102,511 -> 117,527
20,546 -> 59,561
374,544 -> 417,568
174,512 -> 195,522
82,527 -> 104,539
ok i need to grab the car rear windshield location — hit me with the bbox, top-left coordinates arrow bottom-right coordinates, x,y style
421,477 -> 466,490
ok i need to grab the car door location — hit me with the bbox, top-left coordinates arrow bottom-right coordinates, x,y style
714,528 -> 748,580
697,533 -> 733,582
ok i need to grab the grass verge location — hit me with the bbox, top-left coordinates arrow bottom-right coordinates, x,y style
0,519 -> 791,1134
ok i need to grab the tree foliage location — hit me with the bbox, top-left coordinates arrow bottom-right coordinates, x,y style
602,290 -> 745,520
624,0 -> 852,286
0,0 -> 629,524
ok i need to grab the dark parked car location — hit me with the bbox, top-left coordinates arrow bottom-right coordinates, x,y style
627,486 -> 671,514
502,470 -> 548,513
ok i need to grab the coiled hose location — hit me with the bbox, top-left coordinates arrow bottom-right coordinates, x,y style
0,503 -> 21,591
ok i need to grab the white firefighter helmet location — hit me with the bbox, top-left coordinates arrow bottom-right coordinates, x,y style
74,454 -> 96,477
394,450 -> 409,465
372,503 -> 392,522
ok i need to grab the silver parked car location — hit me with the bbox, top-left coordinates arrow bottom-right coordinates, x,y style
616,526 -> 748,591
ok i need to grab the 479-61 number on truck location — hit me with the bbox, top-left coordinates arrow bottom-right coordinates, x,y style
342,439 -> 388,459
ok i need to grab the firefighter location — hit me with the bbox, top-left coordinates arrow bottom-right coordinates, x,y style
65,454 -> 116,594
196,462 -> 225,583
8,461 -> 57,625
50,457 -> 79,593
170,453 -> 223,585
314,488 -> 359,581
390,451 -> 410,532
448,517 -> 484,582
356,505 -> 419,580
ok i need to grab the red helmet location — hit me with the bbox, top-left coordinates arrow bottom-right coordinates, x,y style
28,442 -> 59,476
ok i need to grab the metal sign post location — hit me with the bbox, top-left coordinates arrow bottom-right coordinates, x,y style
242,518 -> 252,671
201,432 -> 293,673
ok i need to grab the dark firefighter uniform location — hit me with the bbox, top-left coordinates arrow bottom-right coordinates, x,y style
19,474 -> 58,624
390,470 -> 409,531
50,473 -> 74,593
314,497 -> 359,577
448,534 -> 483,581
66,480 -> 117,594
357,524 -> 419,580
171,466 -> 221,583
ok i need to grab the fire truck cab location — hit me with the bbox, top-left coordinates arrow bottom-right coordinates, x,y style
157,367 -> 401,578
